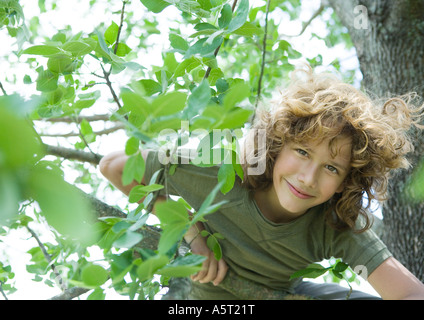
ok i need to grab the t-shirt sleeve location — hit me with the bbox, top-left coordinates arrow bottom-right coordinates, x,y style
144,149 -> 165,186
325,224 -> 392,279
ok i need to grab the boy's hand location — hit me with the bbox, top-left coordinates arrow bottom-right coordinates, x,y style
188,232 -> 228,286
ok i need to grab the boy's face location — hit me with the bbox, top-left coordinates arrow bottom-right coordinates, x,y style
257,136 -> 351,223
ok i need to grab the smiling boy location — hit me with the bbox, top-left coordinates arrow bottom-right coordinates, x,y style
254,136 -> 351,224
100,66 -> 424,299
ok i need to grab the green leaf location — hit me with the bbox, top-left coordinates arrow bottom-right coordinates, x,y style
287,46 -> 302,59
137,79 -> 162,96
333,261 -> 349,273
169,33 -> 189,52
155,201 -> 190,254
0,98 -> 43,168
28,164 -> 97,243
192,180 -> 227,224
122,152 -> 145,185
137,254 -> 169,282
172,56 -> 201,78
73,98 -> 96,110
156,200 -> 189,226
206,235 -> 222,260
80,119 -> 93,135
87,288 -> 106,300
125,137 -> 140,155
164,52 -> 178,74
218,4 -> 232,29
218,163 -> 235,194
223,82 -> 250,110
22,45 -> 62,56
128,184 -> 164,203
184,36 -> 223,59
23,74 -> 32,84
290,264 -> 330,280
194,23 -> 218,31
207,68 -> 224,86
51,32 -> 67,44
149,118 -> 183,133
113,230 -> 143,248
160,225 -> 188,255
406,160 -> 424,201
62,41 -> 94,56
331,270 -> 344,280
81,264 -> 109,287
121,91 -> 152,120
215,108 -> 252,130
47,54 -> 75,73
94,29 -> 111,58
186,79 -> 211,119
114,43 -> 132,57
151,91 -> 187,117
112,220 -> 131,233
232,22 -> 264,37
36,69 -> 58,92
157,255 -> 205,277
227,0 -> 249,32
0,173 -> 20,225
140,0 -> 170,13
104,21 -> 119,45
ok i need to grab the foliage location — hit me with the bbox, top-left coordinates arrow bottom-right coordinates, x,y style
290,258 -> 359,299
405,159 -> 424,202
0,0 -> 363,299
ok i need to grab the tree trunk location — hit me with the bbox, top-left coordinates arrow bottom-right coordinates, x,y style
328,0 -> 424,281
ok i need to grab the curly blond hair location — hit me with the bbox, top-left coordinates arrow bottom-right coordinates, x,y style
242,65 -> 423,232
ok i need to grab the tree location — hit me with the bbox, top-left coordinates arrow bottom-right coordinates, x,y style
327,0 -> 424,282
0,0 -> 422,300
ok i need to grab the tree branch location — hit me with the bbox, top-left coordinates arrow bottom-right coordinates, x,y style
101,64 -> 123,110
0,282 -> 8,300
279,2 -> 325,38
74,118 -> 105,160
40,124 -> 125,137
203,0 -> 238,79
220,269 -> 290,299
97,0 -> 128,112
44,144 -> 102,165
83,192 -> 161,250
48,287 -> 90,300
114,0 -> 127,55
161,277 -> 192,300
26,226 -> 67,292
0,81 -> 7,96
326,0 -> 361,37
38,114 -> 112,123
255,0 -> 271,110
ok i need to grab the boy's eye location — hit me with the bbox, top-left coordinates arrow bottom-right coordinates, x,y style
325,165 -> 339,174
296,149 -> 308,157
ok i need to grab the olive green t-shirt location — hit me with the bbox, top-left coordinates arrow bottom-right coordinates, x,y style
145,150 -> 392,297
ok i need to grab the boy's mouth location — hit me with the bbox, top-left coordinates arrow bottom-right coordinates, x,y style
286,180 -> 314,199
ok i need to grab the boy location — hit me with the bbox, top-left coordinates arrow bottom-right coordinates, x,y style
100,66 -> 424,299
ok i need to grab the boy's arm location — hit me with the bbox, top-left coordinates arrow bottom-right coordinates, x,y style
99,150 -> 150,197
185,221 -> 228,286
368,256 -> 424,299
100,150 -> 228,285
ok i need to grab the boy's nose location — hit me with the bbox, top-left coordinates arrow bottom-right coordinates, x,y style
298,164 -> 318,189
